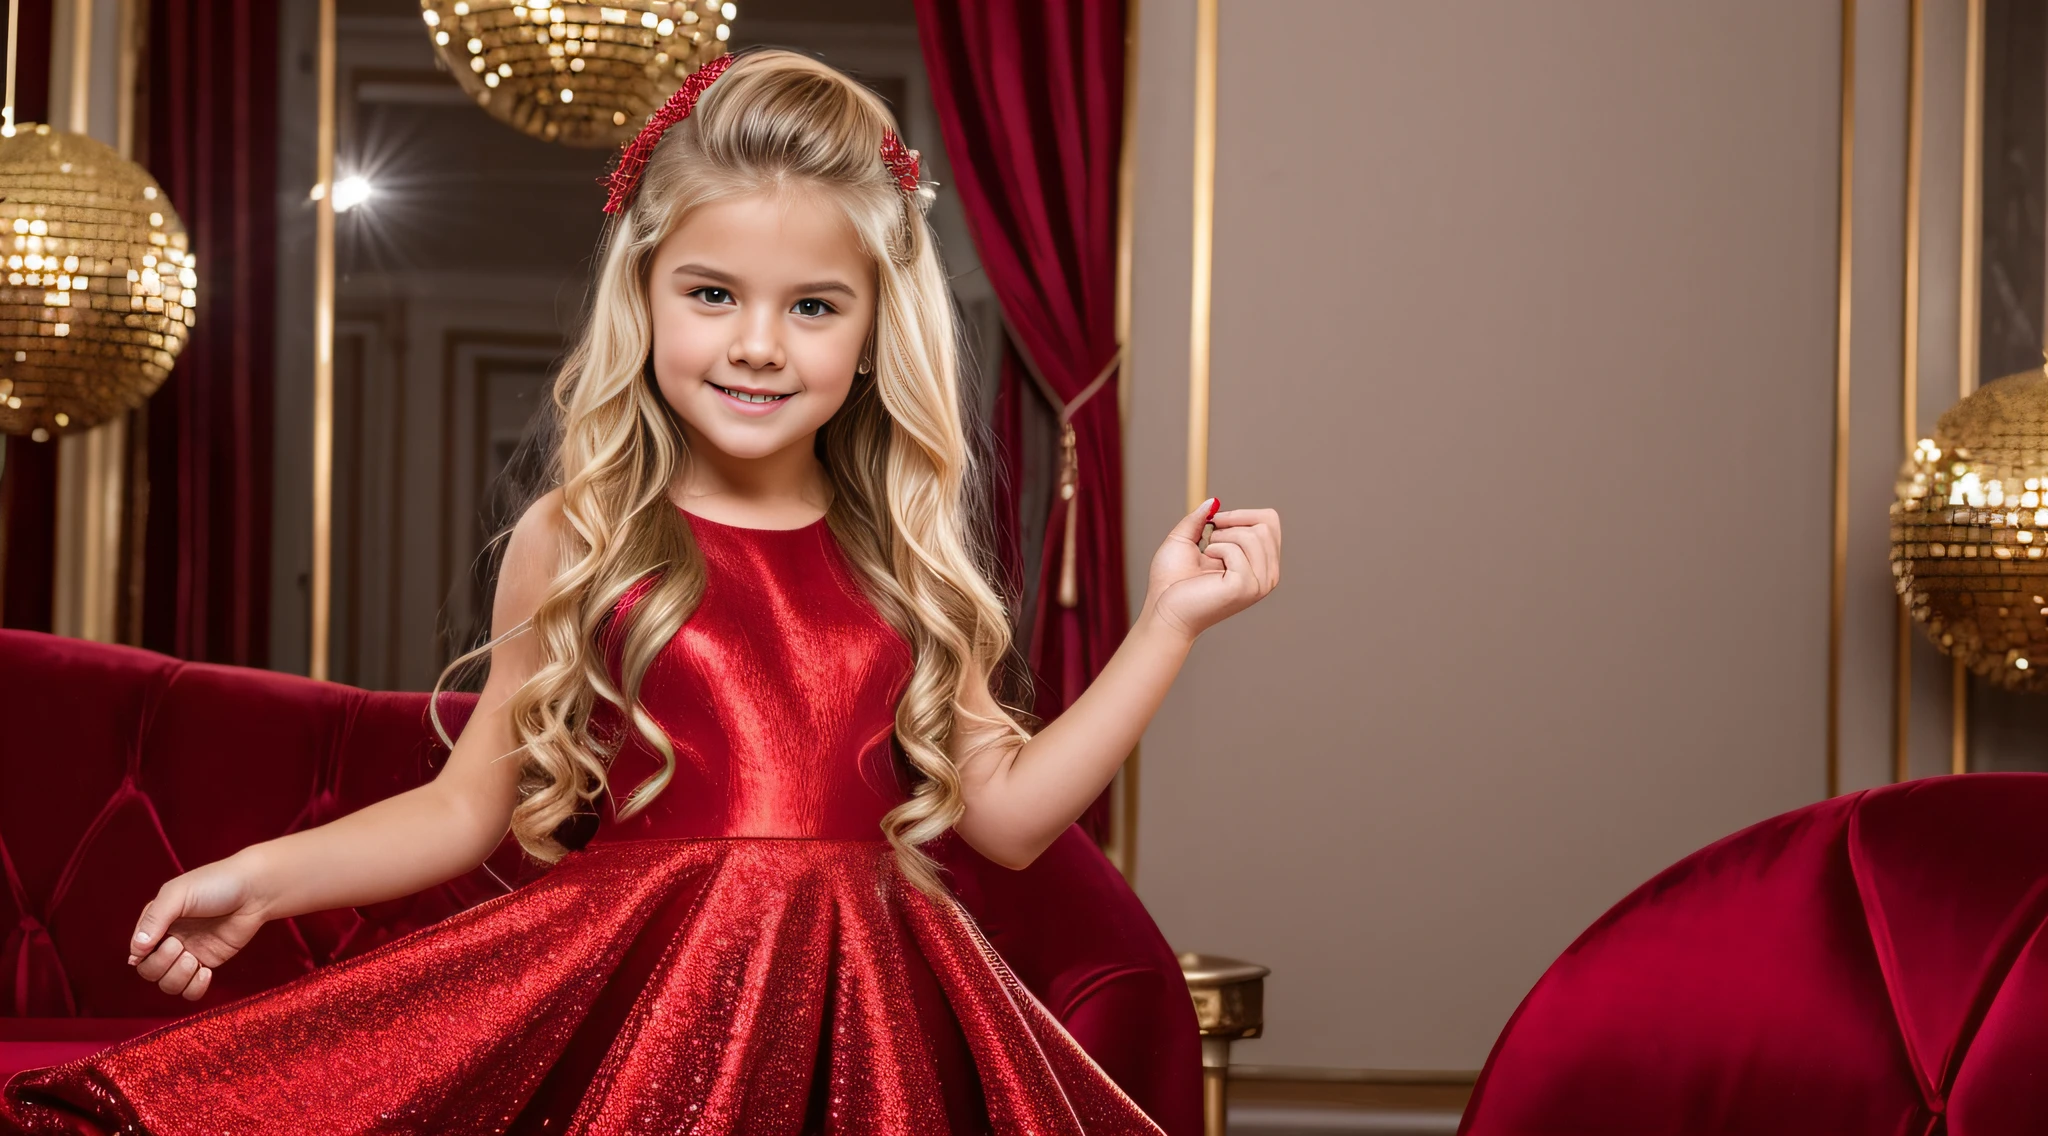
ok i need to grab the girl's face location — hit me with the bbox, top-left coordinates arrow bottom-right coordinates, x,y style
647,188 -> 878,465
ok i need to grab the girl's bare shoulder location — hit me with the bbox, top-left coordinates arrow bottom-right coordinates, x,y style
513,488 -> 569,541
496,489 -> 573,624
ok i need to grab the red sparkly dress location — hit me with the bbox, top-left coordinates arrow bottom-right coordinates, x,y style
0,510 -> 1165,1136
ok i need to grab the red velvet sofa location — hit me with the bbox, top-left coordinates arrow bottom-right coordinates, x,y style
0,629 -> 1199,1134
1461,773 -> 2048,1134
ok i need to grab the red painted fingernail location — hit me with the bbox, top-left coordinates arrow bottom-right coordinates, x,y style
1206,497 -> 1221,521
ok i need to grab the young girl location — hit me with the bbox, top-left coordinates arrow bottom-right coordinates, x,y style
2,49 -> 1280,1135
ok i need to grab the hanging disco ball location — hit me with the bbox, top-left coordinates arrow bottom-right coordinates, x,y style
1892,367 -> 2048,691
0,124 -> 197,439
420,0 -> 735,147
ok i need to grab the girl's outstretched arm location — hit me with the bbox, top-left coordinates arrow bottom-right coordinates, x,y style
125,491 -> 571,1000
950,498 -> 1281,869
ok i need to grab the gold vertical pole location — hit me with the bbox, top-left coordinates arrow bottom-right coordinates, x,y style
70,0 -> 113,638
1186,15 -> 1225,1130
113,0 -> 141,647
114,0 -> 136,159
76,419 -> 122,642
54,0 -> 122,644
65,0 -> 87,133
311,0 -> 336,682
1187,0 -> 1216,514
1954,0 -> 1984,776
1107,0 -> 1143,884
1827,0 -> 1856,799
70,0 -> 103,640
1893,0 -> 1923,784
4,0 -> 19,135
1116,0 -> 1138,434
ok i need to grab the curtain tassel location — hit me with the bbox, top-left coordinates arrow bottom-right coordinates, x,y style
1053,351 -> 1120,610
1057,420 -> 1080,608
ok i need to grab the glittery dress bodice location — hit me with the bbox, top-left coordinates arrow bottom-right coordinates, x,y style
586,509 -> 915,845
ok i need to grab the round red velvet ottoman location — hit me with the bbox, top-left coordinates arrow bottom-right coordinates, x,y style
1462,774 -> 2048,1135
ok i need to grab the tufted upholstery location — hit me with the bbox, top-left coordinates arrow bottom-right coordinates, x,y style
0,630 -> 1201,1134
1460,774 -> 2048,1135
0,630 -> 531,1073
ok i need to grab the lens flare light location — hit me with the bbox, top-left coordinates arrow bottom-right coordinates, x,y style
333,175 -> 374,213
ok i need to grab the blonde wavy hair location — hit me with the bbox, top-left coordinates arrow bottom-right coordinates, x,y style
431,49 -> 1029,894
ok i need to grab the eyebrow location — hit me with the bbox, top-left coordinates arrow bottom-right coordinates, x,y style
671,263 -> 858,299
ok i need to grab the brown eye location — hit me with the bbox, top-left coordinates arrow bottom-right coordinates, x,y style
792,298 -> 833,318
689,286 -> 732,305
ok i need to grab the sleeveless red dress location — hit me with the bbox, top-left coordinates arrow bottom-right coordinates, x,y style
0,510 -> 1165,1136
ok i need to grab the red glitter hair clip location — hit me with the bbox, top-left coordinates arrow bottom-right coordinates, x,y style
602,54 -> 924,215
879,130 -> 920,195
602,53 -> 735,215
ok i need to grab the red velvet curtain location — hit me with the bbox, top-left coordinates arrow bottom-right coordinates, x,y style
915,0 -> 1129,842
137,0 -> 278,664
0,0 -> 56,633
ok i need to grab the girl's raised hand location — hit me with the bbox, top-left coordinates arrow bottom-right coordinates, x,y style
1144,498 -> 1282,641
127,857 -> 271,1001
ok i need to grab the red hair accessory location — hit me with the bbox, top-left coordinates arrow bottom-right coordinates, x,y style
602,54 -> 925,215
880,130 -> 921,194
603,53 -> 736,215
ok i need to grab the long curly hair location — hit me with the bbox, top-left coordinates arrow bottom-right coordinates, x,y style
431,49 -> 1031,895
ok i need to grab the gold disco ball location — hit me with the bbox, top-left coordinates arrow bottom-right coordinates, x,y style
0,124 -> 197,439
420,0 -> 735,147
1892,367 -> 2048,691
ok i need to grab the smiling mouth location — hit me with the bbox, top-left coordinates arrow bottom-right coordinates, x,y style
709,381 -> 793,405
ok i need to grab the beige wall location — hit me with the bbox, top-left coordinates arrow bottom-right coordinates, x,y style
1124,1 -> 1887,1071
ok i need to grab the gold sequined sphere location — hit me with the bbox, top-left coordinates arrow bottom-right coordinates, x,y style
0,124 -> 196,437
420,0 -> 734,147
1892,368 -> 2048,691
